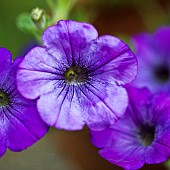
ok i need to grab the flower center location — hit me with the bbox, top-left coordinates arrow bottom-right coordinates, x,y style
154,65 -> 169,82
138,124 -> 155,146
64,66 -> 88,84
0,90 -> 10,107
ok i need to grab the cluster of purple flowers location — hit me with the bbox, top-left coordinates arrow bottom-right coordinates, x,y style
131,26 -> 170,94
90,26 -> 170,169
1,20 -> 170,169
90,86 -> 170,169
17,20 -> 137,131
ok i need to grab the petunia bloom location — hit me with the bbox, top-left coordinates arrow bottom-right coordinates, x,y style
90,86 -> 170,169
0,48 -> 49,157
131,26 -> 170,93
17,20 -> 137,131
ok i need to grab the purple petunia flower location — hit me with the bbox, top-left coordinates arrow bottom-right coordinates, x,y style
90,86 -> 170,169
131,26 -> 170,93
0,48 -> 48,157
17,20 -> 137,131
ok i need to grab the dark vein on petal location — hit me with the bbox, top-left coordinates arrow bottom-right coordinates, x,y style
154,141 -> 170,149
152,107 -> 167,127
8,93 -> 18,100
7,105 -> 38,140
77,50 -> 81,66
128,98 -> 145,128
2,107 -> 12,125
111,128 -> 137,139
0,79 -> 9,90
87,71 -> 106,77
49,42 -> 69,66
88,67 -> 126,77
20,68 -> 64,76
77,85 -> 112,123
0,83 -> 5,91
22,78 -> 62,82
69,85 -> 75,104
65,22 -> 75,65
86,81 -> 100,92
46,50 -> 69,70
7,87 -> 17,96
74,86 -> 83,113
56,83 -> 67,99
84,84 -> 118,120
57,40 -> 71,66
87,48 -> 129,72
53,85 -> 70,126
37,61 -> 61,71
52,79 -> 65,89
4,81 -> 15,94
116,147 -> 143,164
0,108 -> 5,124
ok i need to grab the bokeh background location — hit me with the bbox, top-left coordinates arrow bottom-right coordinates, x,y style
0,0 -> 169,169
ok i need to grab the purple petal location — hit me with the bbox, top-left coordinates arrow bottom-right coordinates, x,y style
0,48 -> 12,67
99,147 -> 145,170
1,52 -> 49,152
143,93 -> 170,132
17,20 -> 137,131
90,87 -> 170,169
37,80 -> 127,131
37,86 -> 85,130
154,26 -> 170,58
129,37 -> 156,89
81,82 -> 128,130
148,130 -> 170,164
81,35 -> 137,85
131,29 -> 170,93
130,66 -> 166,93
92,114 -> 145,169
131,33 -> 161,66
119,87 -> 153,132
0,48 -> 12,86
90,128 -> 112,148
0,119 -> 7,157
42,20 -> 98,66
144,94 -> 170,164
17,46 -> 60,99
90,107 -> 138,150
145,142 -> 170,164
5,99 -> 49,151
126,86 -> 152,123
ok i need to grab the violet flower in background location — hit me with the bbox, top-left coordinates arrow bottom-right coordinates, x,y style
0,48 -> 49,157
90,86 -> 170,169
17,20 -> 137,131
131,26 -> 170,94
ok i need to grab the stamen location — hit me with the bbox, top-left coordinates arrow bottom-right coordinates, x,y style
0,90 -> 10,107
64,66 -> 88,84
138,124 -> 155,146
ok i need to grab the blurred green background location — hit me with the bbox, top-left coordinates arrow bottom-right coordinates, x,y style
1,0 -> 169,58
0,0 -> 48,58
0,0 -> 170,169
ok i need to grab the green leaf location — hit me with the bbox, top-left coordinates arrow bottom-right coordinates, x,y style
16,13 -> 36,34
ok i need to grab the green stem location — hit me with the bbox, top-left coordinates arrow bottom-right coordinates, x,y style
46,0 -> 78,24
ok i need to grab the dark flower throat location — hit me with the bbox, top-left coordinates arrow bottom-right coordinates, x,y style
64,66 -> 88,84
138,124 -> 155,146
154,65 -> 169,82
0,90 -> 10,107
